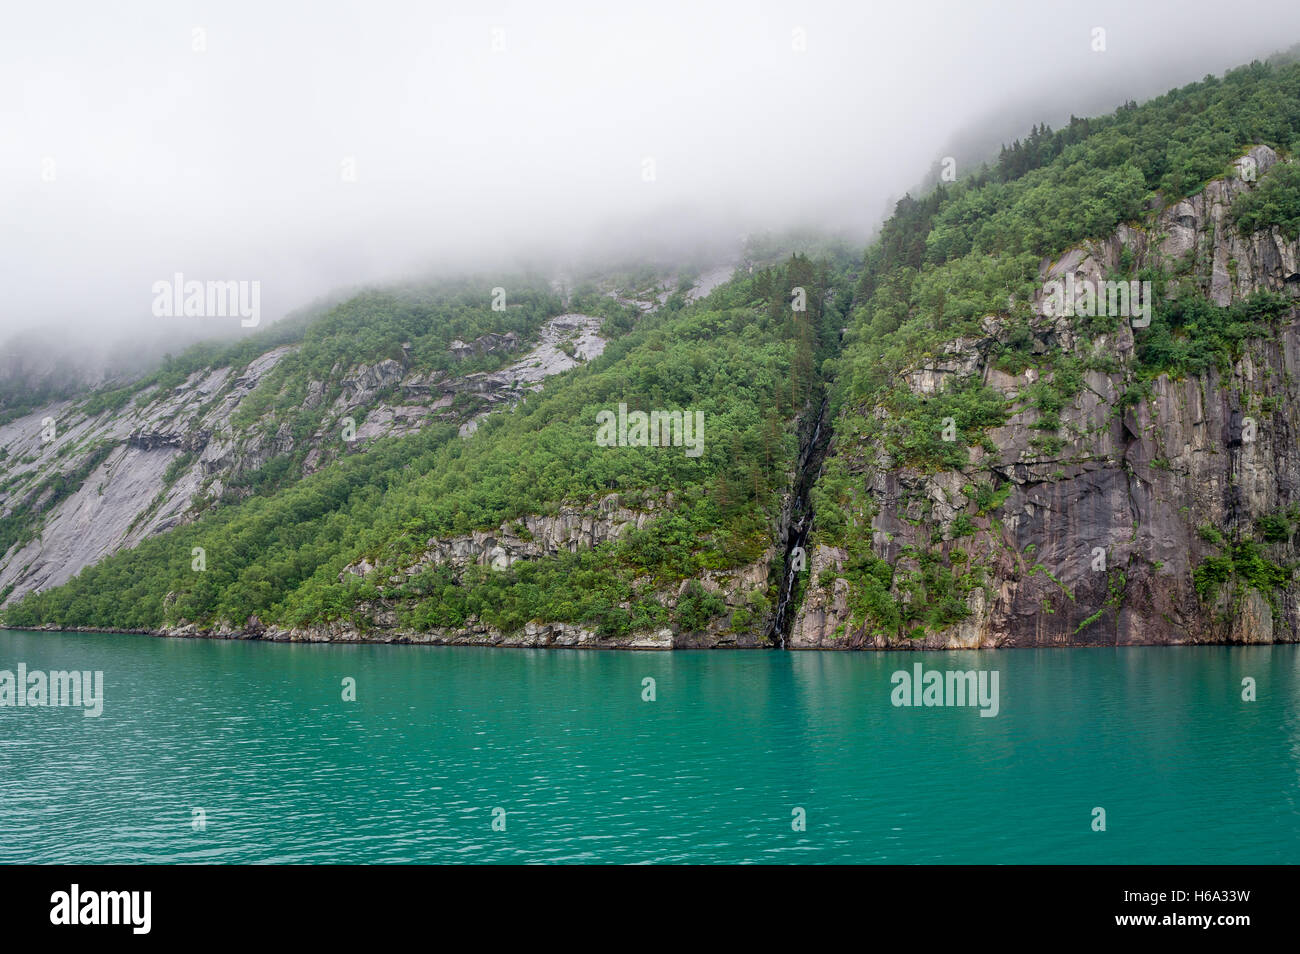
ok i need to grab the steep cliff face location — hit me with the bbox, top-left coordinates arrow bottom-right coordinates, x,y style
795,146 -> 1300,649
383,491 -> 667,573
0,347 -> 291,600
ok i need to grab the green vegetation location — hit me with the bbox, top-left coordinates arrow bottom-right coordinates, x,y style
841,59 -> 1300,410
1232,160 -> 1300,239
239,283 -> 565,417
881,378 -> 1008,471
5,256 -> 851,635
1194,507 -> 1296,605
843,60 -> 1300,407
1194,542 -> 1291,602
161,451 -> 196,489
1198,524 -> 1227,547
1136,290 -> 1293,379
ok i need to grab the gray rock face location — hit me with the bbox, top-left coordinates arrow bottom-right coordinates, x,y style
456,313 -> 605,436
449,331 -> 519,361
794,149 -> 1300,649
903,337 -> 991,395
0,350 -> 292,602
339,359 -> 406,405
685,265 -> 736,302
414,493 -> 661,571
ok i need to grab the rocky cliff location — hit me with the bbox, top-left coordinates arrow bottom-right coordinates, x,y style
794,146 -> 1300,649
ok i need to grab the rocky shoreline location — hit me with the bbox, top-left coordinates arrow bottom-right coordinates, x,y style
12,620 -> 1293,650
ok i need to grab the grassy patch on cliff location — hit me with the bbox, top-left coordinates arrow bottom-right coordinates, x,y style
1134,289 -> 1294,380
1194,509 -> 1296,607
1232,159 -> 1300,239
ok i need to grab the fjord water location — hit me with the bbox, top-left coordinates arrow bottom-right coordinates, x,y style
1,628 -> 1297,864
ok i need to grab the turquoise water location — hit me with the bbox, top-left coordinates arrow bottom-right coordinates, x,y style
1,628 -> 1297,864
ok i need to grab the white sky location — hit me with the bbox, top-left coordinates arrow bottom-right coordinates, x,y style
4,0 -> 1300,348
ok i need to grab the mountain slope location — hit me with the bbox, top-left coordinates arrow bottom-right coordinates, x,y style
3,256 -> 850,645
9,57 -> 1300,649
0,278 -> 577,603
